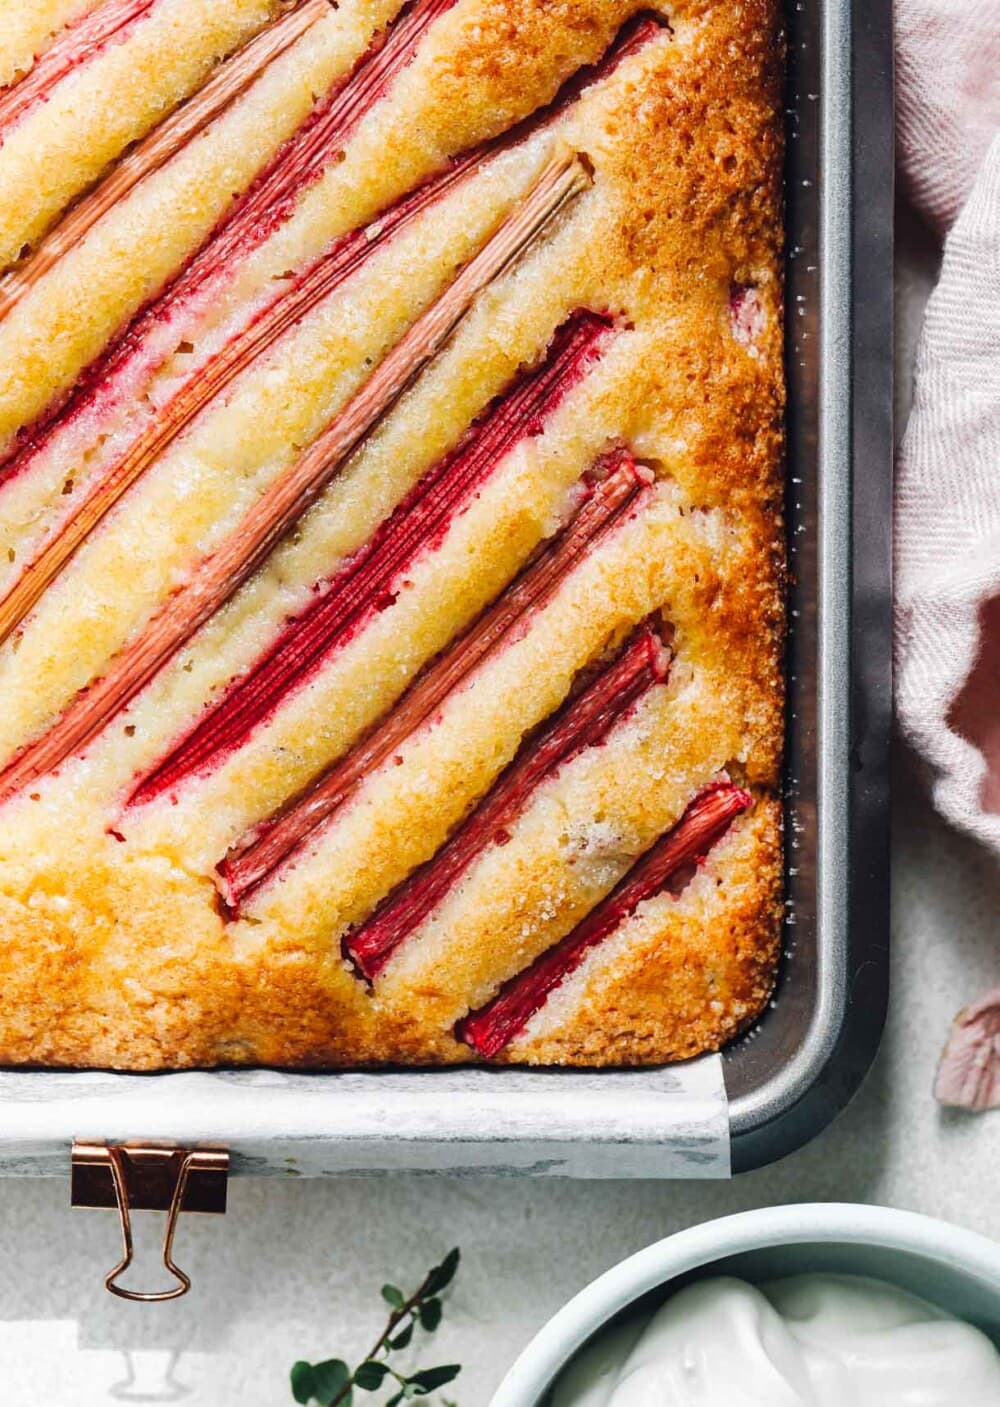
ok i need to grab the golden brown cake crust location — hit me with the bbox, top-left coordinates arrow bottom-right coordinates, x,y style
0,0 -> 784,1069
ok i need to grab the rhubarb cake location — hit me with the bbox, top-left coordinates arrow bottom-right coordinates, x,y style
0,0 -> 784,1068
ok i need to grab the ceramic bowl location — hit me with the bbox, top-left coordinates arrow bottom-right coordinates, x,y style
489,1203 -> 1000,1406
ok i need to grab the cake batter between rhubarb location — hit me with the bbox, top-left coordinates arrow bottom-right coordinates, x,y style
0,0 -> 784,1068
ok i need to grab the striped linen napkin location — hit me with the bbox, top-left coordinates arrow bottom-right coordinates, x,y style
894,0 -> 1000,1107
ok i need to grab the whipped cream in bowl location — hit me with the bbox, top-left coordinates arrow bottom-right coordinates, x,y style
489,1206 -> 1000,1407
551,1274 -> 1000,1406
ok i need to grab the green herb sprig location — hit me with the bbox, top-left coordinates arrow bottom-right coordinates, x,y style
290,1248 -> 461,1407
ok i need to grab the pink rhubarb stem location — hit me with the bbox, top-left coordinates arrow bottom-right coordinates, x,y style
345,622 -> 671,980
0,7 -> 666,633
127,310 -> 615,807
0,134 -> 486,650
178,0 -> 460,283
0,152 -> 590,804
0,0 -> 332,319
215,448 -> 650,917
0,0 -> 157,145
0,0 -> 460,486
455,783 -> 753,1057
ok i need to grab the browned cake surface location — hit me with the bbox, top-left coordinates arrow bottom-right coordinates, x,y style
0,0 -> 784,1069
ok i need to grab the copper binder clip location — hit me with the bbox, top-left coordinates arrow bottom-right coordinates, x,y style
71,1142 -> 228,1301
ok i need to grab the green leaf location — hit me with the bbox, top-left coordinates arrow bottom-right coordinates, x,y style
389,1322 -> 414,1350
424,1249 -> 460,1298
418,1298 -> 442,1332
385,1394 -> 405,1407
407,1364 -> 462,1394
312,1359 -> 351,1406
290,1362 -> 316,1405
382,1284 -> 405,1310
353,1361 -> 390,1391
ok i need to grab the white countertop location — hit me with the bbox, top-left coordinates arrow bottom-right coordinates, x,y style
2,210 -> 998,1407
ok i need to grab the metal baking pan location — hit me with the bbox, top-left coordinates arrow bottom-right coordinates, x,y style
0,0 -> 892,1180
726,0 -> 893,1171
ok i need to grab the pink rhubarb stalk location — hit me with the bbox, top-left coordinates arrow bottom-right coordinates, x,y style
0,0 -> 331,319
455,783 -> 753,1057
0,0 -> 461,483
0,7 -> 666,633
0,0 -> 157,145
345,623 -> 671,981
215,449 -> 651,917
0,152 -> 591,804
128,310 -> 615,807
0,134 -> 486,649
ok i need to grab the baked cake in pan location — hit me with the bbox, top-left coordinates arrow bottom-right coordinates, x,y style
0,0 -> 784,1068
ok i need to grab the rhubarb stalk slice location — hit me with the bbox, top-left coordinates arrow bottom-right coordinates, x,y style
0,0 -> 460,484
0,0 -> 156,144
0,152 -> 591,804
0,7 -> 665,636
0,137 -> 486,651
168,0 -> 461,290
0,0 -> 331,319
128,310 -> 615,808
345,624 -> 671,981
215,449 -> 650,917
455,783 -> 753,1057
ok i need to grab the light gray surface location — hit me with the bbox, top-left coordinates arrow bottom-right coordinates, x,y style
1,213 -> 997,1405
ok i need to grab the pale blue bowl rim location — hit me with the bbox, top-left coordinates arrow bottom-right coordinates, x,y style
489,1202 -> 1000,1407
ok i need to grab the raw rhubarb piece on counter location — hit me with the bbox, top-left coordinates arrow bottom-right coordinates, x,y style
934,990 -> 1000,1111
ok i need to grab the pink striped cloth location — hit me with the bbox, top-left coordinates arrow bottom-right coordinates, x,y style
894,0 -> 1000,1108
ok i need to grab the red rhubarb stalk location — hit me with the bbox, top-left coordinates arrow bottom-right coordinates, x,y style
215,449 -> 650,917
0,0 -> 460,485
1,3 -> 663,476
192,4 -> 663,289
174,0 -> 461,287
0,152 -> 591,804
0,0 -> 157,144
0,7 -> 666,632
0,0 -> 331,318
345,624 -> 671,980
127,310 -> 614,807
158,6 -> 664,294
0,139 -> 487,650
455,783 -> 753,1057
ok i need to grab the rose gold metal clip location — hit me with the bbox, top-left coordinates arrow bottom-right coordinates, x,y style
71,1142 -> 229,1301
